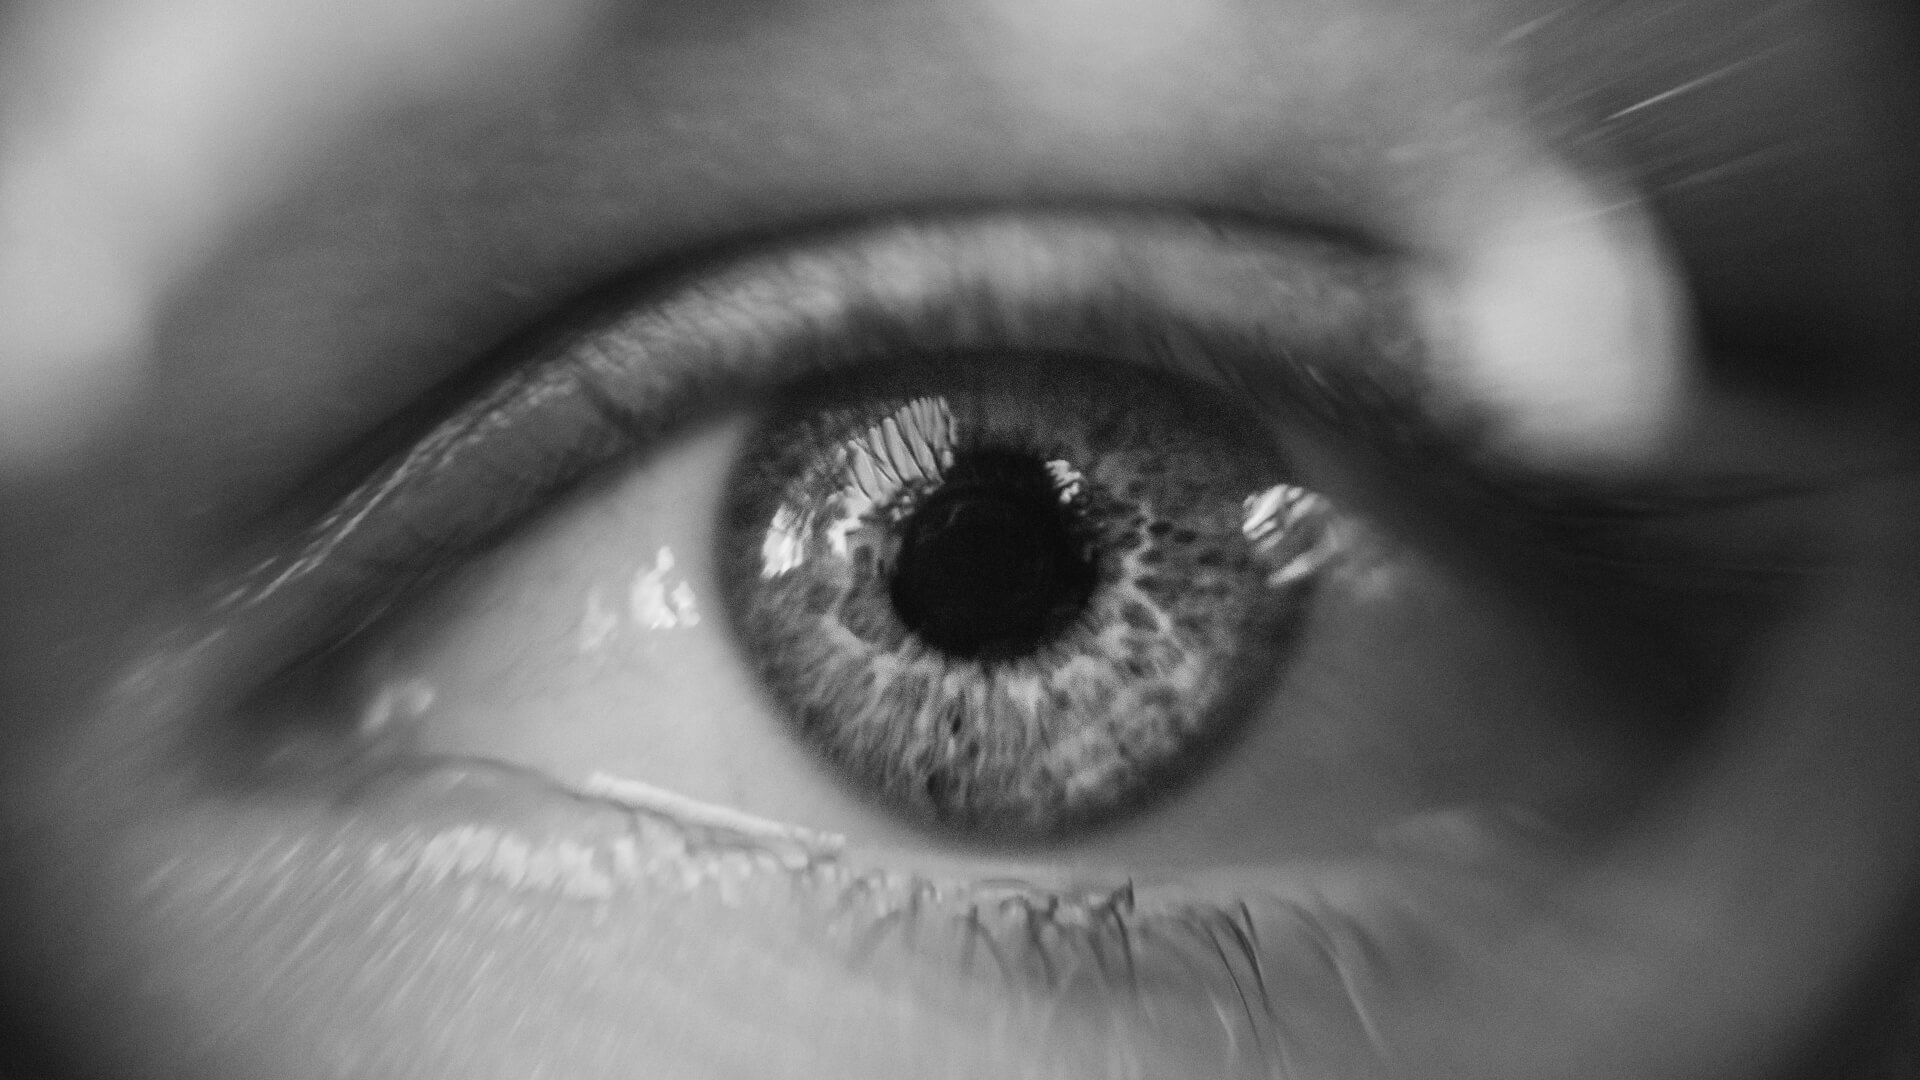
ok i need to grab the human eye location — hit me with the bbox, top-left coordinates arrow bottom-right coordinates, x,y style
105,204 -> 1842,1078
8,1 -> 1920,1078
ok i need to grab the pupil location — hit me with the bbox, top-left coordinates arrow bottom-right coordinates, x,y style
890,451 -> 1096,660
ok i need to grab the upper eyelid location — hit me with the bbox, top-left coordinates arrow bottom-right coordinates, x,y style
188,206 -> 1873,722
199,209 -> 1438,686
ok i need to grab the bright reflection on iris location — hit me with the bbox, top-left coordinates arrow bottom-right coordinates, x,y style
1243,485 -> 1347,588
760,396 -> 960,579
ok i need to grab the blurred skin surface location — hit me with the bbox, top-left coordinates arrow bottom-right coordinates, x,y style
1,0 -> 1918,1078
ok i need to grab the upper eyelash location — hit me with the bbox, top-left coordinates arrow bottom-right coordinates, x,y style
204,209 -> 1439,688
192,205 -> 1853,730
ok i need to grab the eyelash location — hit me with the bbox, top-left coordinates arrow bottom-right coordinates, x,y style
362,750 -> 1414,1071
207,211 -> 1429,685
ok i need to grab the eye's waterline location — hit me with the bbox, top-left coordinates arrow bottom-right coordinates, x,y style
581,769 -> 846,851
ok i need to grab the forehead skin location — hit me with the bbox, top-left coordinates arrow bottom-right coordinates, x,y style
0,0 -> 1917,1078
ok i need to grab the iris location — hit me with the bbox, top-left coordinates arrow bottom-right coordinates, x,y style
720,357 -> 1345,841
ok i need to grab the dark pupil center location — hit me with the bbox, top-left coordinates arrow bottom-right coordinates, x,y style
890,453 -> 1095,660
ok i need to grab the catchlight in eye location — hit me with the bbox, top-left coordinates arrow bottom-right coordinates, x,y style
717,357 -> 1341,841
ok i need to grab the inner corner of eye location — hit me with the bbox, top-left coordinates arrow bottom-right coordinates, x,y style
710,352 -> 1350,844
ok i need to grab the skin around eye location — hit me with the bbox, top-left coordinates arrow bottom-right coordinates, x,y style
174,267 -> 1765,1080
35,213 -> 1842,1080
3,1 -> 1918,1079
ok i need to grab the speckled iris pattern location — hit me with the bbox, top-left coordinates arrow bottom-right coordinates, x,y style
719,359 -> 1343,840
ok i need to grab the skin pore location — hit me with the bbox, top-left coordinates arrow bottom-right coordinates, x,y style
1,0 -> 1918,1078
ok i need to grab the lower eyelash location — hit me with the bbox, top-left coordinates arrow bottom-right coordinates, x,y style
820,870 -> 1419,1075
342,753 -> 1452,1075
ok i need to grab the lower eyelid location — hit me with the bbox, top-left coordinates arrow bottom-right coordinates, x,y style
207,747 -> 1565,1074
